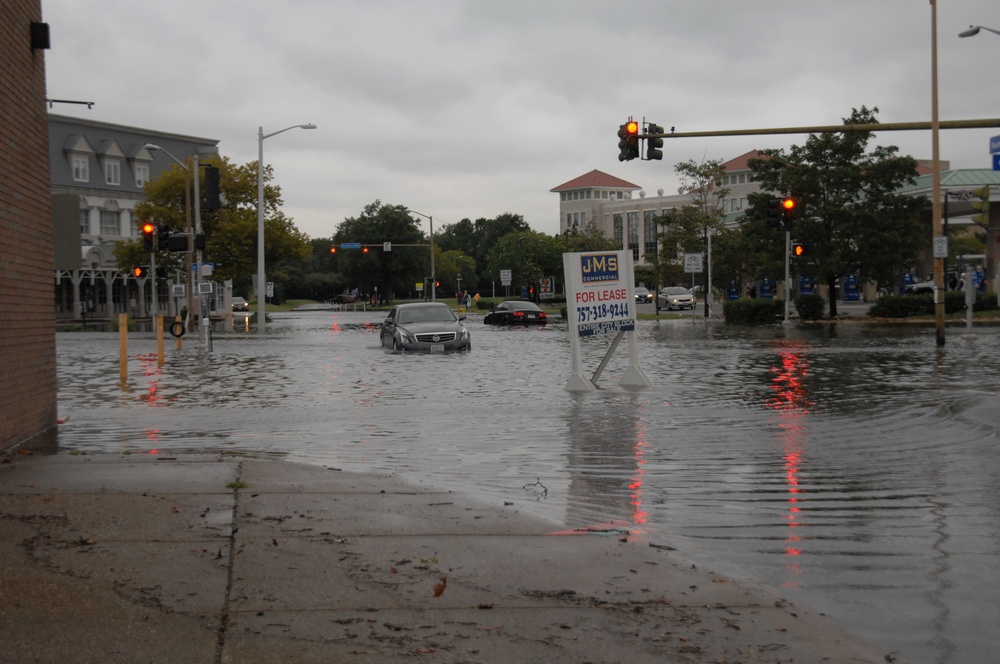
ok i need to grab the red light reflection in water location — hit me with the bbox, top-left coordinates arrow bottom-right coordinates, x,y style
764,340 -> 812,586
135,352 -> 165,449
628,420 -> 650,538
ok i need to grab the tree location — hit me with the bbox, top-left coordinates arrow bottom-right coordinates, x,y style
653,159 -> 730,300
436,213 -> 531,290
332,201 -> 429,301
747,106 -> 925,316
121,156 -> 311,296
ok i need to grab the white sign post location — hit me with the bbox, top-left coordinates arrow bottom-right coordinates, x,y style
562,250 -> 652,392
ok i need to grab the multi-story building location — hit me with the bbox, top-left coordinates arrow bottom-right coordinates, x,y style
550,152 -> 763,266
49,114 -> 218,321
552,152 -> 997,294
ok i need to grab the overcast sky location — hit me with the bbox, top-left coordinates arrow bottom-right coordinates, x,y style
42,0 -> 999,240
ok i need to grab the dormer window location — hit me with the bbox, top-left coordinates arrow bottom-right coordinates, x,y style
72,156 -> 89,182
105,160 -> 121,186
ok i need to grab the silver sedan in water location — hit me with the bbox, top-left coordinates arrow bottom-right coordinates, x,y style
380,302 -> 472,352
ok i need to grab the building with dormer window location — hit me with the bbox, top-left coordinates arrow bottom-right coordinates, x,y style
49,114 -> 218,321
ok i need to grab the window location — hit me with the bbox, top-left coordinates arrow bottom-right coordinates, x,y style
134,163 -> 149,187
105,160 -> 121,186
613,214 -> 623,248
72,156 -> 89,182
628,212 -> 640,261
80,209 -> 91,235
100,210 -> 120,236
643,211 -> 658,258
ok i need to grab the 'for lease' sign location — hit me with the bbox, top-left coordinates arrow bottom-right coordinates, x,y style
565,251 -> 635,337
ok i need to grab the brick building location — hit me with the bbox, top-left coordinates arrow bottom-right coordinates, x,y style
0,1 -> 56,449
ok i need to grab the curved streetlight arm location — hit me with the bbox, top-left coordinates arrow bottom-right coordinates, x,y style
144,143 -> 187,171
262,123 -> 317,140
959,25 -> 1000,38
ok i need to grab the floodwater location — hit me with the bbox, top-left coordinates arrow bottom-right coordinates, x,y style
54,310 -> 1000,663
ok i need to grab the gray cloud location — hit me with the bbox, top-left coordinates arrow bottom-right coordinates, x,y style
43,0 -> 1000,238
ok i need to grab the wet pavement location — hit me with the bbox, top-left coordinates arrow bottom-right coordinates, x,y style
37,309 -> 1000,663
0,453 -> 898,663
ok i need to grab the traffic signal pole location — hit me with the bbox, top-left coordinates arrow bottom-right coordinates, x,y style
783,230 -> 791,325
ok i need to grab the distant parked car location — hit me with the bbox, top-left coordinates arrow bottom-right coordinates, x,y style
332,292 -> 357,304
380,302 -> 471,352
484,300 -> 548,325
231,297 -> 249,312
904,279 -> 935,295
658,287 -> 695,311
634,287 -> 653,304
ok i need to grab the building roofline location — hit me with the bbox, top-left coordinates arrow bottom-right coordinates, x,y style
47,113 -> 219,147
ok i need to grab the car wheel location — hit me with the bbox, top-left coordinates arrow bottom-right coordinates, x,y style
392,337 -> 403,352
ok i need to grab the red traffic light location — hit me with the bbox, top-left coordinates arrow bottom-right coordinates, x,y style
362,246 -> 369,253
330,246 -> 337,254
782,198 -> 796,212
132,266 -> 147,278
625,121 -> 639,135
792,243 -> 808,257
142,222 -> 155,236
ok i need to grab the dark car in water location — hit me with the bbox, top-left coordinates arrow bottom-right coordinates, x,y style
380,302 -> 471,352
483,300 -> 548,325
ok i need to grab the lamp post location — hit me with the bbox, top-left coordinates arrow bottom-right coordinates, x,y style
410,210 -> 436,301
959,25 -> 1000,38
144,143 -> 193,332
256,123 -> 316,335
930,1 -> 946,346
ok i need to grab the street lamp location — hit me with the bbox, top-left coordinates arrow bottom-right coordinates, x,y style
959,25 -> 1000,38
929,1 -> 946,346
410,210 -> 436,301
256,123 -> 316,335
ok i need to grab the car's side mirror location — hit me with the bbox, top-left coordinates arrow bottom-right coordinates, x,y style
458,314 -> 467,321
383,318 -> 395,326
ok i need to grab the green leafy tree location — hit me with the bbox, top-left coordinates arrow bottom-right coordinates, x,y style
332,201 -> 430,301
747,106 -> 926,316
653,159 -> 730,297
119,157 -> 311,297
436,213 -> 531,290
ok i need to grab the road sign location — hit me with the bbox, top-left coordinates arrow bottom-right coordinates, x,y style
266,281 -> 274,298
341,242 -> 361,249
383,242 -> 391,252
933,236 -> 949,259
993,153 -> 1000,171
991,134 -> 1000,154
500,269 -> 512,286
683,253 -> 703,273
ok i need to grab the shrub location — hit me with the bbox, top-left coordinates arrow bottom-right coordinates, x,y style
723,298 -> 784,325
867,291 -> 998,318
794,293 -> 826,320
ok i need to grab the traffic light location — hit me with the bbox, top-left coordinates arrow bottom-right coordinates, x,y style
132,266 -> 148,278
791,242 -> 808,257
204,166 -> 221,211
618,120 -> 639,162
141,222 -> 156,251
781,197 -> 797,230
766,199 -> 783,229
970,185 -> 990,225
646,123 -> 664,161
330,246 -> 337,254
157,224 -> 170,247
362,246 -> 369,254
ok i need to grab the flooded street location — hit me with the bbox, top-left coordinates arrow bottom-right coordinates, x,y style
54,311 -> 1000,663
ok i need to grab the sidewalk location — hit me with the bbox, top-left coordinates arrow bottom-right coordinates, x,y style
0,453 -> 904,663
